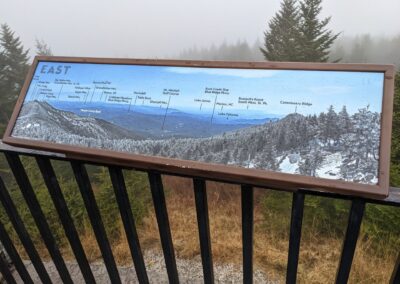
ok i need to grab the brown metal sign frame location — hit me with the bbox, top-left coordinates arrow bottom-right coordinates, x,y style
2,56 -> 395,198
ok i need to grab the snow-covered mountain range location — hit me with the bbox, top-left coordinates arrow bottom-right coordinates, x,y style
12,101 -> 380,184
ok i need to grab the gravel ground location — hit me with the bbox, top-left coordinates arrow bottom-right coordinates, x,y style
11,251 -> 276,283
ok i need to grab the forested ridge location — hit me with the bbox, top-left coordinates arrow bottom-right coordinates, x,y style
14,100 -> 380,184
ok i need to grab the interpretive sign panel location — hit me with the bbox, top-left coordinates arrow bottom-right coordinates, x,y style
3,57 -> 395,197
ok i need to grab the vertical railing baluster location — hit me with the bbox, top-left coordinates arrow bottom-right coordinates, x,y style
242,185 -> 253,284
335,199 -> 365,284
36,157 -> 96,283
0,250 -> 16,284
0,220 -> 33,283
71,161 -> 121,284
147,172 -> 179,284
0,177 -> 52,284
4,153 -> 73,284
193,178 -> 214,284
286,191 -> 305,284
108,166 -> 149,284
390,251 -> 400,284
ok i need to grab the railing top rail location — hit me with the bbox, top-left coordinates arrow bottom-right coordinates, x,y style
1,140 -> 400,206
0,140 -> 65,159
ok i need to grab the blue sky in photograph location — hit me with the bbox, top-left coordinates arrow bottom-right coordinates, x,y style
26,61 -> 384,117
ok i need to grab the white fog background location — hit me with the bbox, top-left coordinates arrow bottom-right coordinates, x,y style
0,0 -> 399,60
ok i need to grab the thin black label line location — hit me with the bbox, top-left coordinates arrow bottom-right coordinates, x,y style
83,88 -> 90,102
129,94 -> 137,112
161,95 -> 171,130
210,94 -> 218,124
85,87 -> 95,104
90,89 -> 96,103
57,84 -> 63,100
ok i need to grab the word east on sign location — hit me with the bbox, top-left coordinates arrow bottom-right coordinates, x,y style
40,64 -> 71,75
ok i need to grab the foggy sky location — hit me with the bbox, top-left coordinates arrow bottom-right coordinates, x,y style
0,0 -> 399,59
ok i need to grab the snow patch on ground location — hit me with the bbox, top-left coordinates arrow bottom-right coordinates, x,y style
21,123 -> 40,129
317,152 -> 342,179
278,155 -> 299,174
247,162 -> 255,169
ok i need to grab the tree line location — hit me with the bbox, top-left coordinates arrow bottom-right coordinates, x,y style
179,35 -> 400,69
0,24 -> 52,135
24,101 -> 380,184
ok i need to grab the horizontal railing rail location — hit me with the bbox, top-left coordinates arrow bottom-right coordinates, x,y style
0,141 -> 399,284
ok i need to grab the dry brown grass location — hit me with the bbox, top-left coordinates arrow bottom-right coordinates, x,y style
9,175 -> 398,283
135,176 -> 396,283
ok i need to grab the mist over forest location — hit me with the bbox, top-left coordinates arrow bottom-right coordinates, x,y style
178,35 -> 400,69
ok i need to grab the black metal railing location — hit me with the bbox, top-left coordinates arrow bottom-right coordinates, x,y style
0,140 -> 399,284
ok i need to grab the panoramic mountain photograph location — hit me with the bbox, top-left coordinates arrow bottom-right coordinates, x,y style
12,61 -> 384,184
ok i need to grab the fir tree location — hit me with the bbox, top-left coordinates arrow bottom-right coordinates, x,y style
260,0 -> 303,61
277,129 -> 287,151
261,0 -> 338,62
0,47 -> 7,133
298,0 -> 339,62
318,112 -> 326,123
298,151 -> 322,177
349,35 -> 372,63
338,105 -> 353,135
255,144 -> 279,171
35,39 -> 53,56
352,106 -> 380,161
324,105 -> 339,145
221,151 -> 230,164
0,24 -> 29,131
390,72 -> 400,186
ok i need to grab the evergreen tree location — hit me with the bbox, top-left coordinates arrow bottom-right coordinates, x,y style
349,35 -> 372,63
261,0 -> 338,62
179,39 -> 264,61
352,106 -> 380,161
318,111 -> 326,129
340,106 -> 380,182
35,39 -> 53,56
391,72 -> 400,186
338,105 -> 353,135
260,0 -> 303,61
0,47 -> 6,133
221,151 -> 230,164
0,24 -> 29,132
277,129 -> 287,151
255,144 -> 279,171
329,42 -> 346,62
323,105 -> 339,145
298,0 -> 339,62
298,151 -> 323,176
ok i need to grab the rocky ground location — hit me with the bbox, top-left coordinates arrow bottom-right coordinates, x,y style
10,251 -> 275,283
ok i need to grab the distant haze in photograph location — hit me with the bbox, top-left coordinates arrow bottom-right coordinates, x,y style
12,61 -> 384,185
